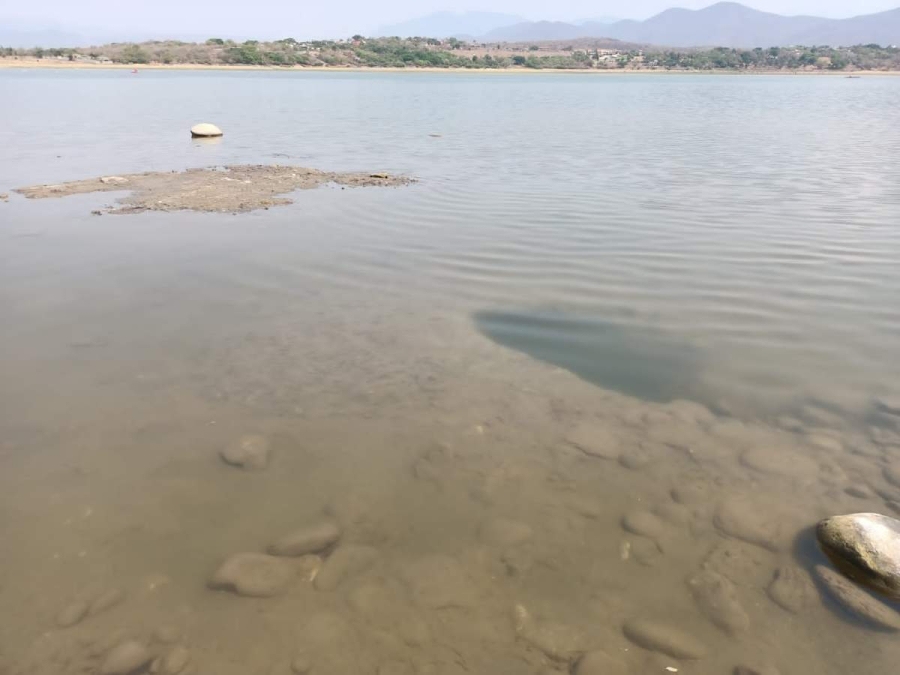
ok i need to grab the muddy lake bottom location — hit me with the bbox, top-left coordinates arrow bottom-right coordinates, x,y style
2,70 -> 900,675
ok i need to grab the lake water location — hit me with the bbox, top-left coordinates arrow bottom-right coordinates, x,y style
2,69 -> 900,675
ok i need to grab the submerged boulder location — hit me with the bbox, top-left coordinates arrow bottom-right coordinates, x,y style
816,513 -> 900,599
191,123 -> 223,138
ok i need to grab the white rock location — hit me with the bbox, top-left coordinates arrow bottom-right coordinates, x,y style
100,641 -> 152,675
190,123 -> 223,138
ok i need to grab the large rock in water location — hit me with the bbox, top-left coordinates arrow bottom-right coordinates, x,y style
816,513 -> 900,599
191,123 -> 223,138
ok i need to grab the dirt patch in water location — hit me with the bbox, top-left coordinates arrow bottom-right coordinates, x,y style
14,165 -> 413,214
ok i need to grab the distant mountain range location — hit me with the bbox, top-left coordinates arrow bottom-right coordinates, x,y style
484,2 -> 900,48
376,11 -> 524,39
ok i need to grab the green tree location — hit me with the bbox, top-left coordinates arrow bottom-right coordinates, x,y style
119,45 -> 150,64
206,38 -> 225,45
34,47 -> 45,59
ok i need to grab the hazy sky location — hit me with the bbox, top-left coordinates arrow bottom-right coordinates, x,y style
4,1 -> 898,40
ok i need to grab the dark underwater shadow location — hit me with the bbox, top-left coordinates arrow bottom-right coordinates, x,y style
473,309 -> 706,404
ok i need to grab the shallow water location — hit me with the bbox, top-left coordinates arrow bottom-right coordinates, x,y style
2,70 -> 900,675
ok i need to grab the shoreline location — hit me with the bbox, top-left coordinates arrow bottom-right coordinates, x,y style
2,58 -> 899,76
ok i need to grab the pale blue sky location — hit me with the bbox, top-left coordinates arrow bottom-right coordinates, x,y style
3,1 -> 897,40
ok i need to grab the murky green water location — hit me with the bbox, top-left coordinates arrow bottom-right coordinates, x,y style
2,70 -> 900,675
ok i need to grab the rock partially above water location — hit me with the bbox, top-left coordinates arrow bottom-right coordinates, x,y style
816,513 -> 900,599
622,618 -> 707,660
268,521 -> 341,556
100,640 -> 152,675
190,123 -> 223,138
220,434 -> 270,470
209,552 -> 295,597
813,565 -> 900,631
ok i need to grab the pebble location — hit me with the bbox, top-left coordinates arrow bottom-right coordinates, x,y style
268,521 -> 341,556
767,565 -> 814,613
313,545 -> 378,591
622,511 -> 666,539
566,423 -> 620,459
622,618 -> 707,660
478,517 -> 533,547
160,646 -> 190,675
816,513 -> 900,598
220,434 -> 270,470
190,123 -> 223,138
209,552 -> 295,597
402,555 -> 477,608
687,570 -> 750,635
90,588 -> 126,616
56,600 -> 89,628
740,446 -> 818,479
714,498 -> 783,551
100,641 -> 152,675
814,564 -> 900,631
573,650 -> 628,675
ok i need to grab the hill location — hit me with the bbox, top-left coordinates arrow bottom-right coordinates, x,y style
482,2 -> 900,48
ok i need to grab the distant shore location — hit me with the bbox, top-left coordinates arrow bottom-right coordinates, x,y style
3,58 -> 900,75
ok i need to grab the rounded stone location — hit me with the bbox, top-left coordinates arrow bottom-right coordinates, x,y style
622,618 -> 707,660
814,564 -> 900,631
740,446 -> 818,479
268,521 -> 341,557
190,123 -> 223,138
220,434 -> 270,470
152,626 -> 180,644
816,513 -> 900,599
687,570 -> 749,635
209,552 -> 295,597
100,641 -> 152,675
313,545 -> 378,592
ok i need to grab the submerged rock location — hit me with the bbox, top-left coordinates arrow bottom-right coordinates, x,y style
100,640 -> 152,675
160,646 -> 191,675
816,513 -> 900,599
740,446 -> 818,479
622,618 -> 707,660
622,511 -> 666,540
687,570 -> 750,635
714,498 -> 783,551
190,123 -> 223,138
513,604 -> 592,663
566,423 -> 619,459
573,651 -> 628,675
402,555 -> 477,609
314,545 -> 378,591
814,564 -> 900,631
90,588 -> 126,616
478,518 -> 533,547
209,552 -> 295,597
767,565 -> 815,614
268,521 -> 341,556
56,600 -> 89,628
876,396 -> 900,417
220,434 -> 270,470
